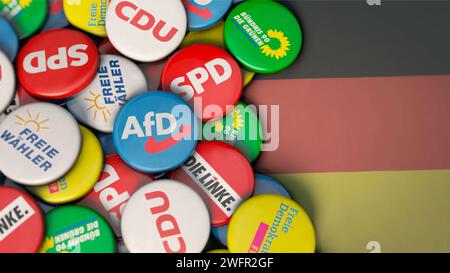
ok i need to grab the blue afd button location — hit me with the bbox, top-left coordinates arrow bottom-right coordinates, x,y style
185,0 -> 232,31
0,17 -> 18,61
113,91 -> 199,173
41,0 -> 69,32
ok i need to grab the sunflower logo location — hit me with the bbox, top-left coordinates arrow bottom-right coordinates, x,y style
1,0 -> 32,8
15,110 -> 49,132
84,91 -> 111,123
232,109 -> 244,130
38,237 -> 54,253
260,29 -> 291,59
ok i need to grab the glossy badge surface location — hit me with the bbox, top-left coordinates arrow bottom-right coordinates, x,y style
63,0 -> 109,37
183,0 -> 232,31
113,91 -> 199,173
41,0 -> 69,32
0,50 -> 16,113
0,16 -> 18,61
0,0 -> 47,39
0,103 -> 81,186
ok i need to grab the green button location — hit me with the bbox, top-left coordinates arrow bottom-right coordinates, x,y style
39,206 -> 116,253
224,0 -> 302,74
0,0 -> 47,39
203,101 -> 262,162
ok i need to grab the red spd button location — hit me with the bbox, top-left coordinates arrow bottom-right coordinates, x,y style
78,154 -> 154,236
161,44 -> 242,121
170,141 -> 254,226
0,186 -> 44,253
17,29 -> 98,99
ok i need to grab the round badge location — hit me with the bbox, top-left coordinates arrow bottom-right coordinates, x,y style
170,141 -> 254,226
41,0 -> 69,32
105,0 -> 187,62
78,154 -> 155,236
0,17 -> 18,61
181,21 -> 255,88
207,249 -> 229,253
0,186 -> 44,253
113,91 -> 199,173
0,0 -> 47,39
17,29 -> 99,100
0,51 -> 16,113
0,102 -> 82,186
228,194 -> 316,253
224,0 -> 302,73
211,173 -> 291,247
184,0 -> 232,31
67,54 -> 147,133
39,205 -> 116,253
121,179 -> 210,253
161,44 -> 242,121
26,126 -> 103,204
63,0 -> 109,37
203,101 -> 262,162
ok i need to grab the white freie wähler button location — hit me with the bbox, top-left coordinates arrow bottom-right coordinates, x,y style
67,54 -> 147,133
0,50 -> 16,113
121,179 -> 210,253
0,102 -> 81,186
105,0 -> 187,62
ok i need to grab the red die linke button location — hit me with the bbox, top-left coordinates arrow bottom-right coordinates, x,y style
0,186 -> 44,253
170,141 -> 254,226
161,44 -> 242,121
78,154 -> 155,236
17,29 -> 99,100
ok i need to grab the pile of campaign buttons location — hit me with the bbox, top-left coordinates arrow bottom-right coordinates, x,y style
0,0 -> 314,254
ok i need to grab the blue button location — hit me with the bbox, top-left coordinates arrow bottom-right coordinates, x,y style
113,91 -> 199,173
212,173 -> 291,246
41,0 -> 69,32
185,0 -> 232,31
98,133 -> 117,156
0,17 -> 18,61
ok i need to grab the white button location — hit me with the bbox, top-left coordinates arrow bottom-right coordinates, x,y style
67,54 -> 147,133
0,102 -> 81,186
106,0 -> 187,62
121,179 -> 210,253
0,51 -> 15,113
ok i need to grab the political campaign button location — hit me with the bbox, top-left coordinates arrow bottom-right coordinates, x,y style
207,249 -> 229,253
184,0 -> 232,31
0,186 -> 44,253
78,154 -> 155,236
67,54 -> 147,133
0,84 -> 44,124
0,17 -> 18,61
17,29 -> 99,100
0,0 -> 47,39
63,0 -> 109,37
121,179 -> 210,253
0,51 -> 15,113
41,0 -> 69,32
211,173 -> 291,247
161,44 -> 242,121
26,126 -> 103,204
228,194 -> 315,253
181,21 -> 255,88
170,141 -> 254,226
105,0 -> 187,62
39,205 -> 116,253
203,101 -> 262,162
224,0 -> 303,73
113,91 -> 199,173
98,132 -> 117,155
0,102 -> 82,186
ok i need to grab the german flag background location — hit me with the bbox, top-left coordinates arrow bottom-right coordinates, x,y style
245,0 -> 450,252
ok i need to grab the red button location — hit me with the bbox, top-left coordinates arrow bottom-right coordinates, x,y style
78,154 -> 155,236
170,141 -> 254,226
0,186 -> 44,253
17,29 -> 99,100
161,44 -> 242,121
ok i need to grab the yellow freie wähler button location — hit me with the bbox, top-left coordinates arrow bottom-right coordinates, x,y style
27,126 -> 104,204
63,0 -> 109,37
228,194 -> 316,253
181,21 -> 255,87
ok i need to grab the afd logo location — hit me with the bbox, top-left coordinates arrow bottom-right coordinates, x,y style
183,0 -> 213,20
120,112 -> 191,154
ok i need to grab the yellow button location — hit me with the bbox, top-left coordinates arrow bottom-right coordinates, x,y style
181,21 -> 255,87
228,194 -> 316,253
207,249 -> 229,254
27,126 -> 104,204
63,0 -> 108,37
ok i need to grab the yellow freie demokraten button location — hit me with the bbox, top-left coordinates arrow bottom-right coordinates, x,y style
228,194 -> 316,253
63,0 -> 109,37
27,126 -> 104,204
